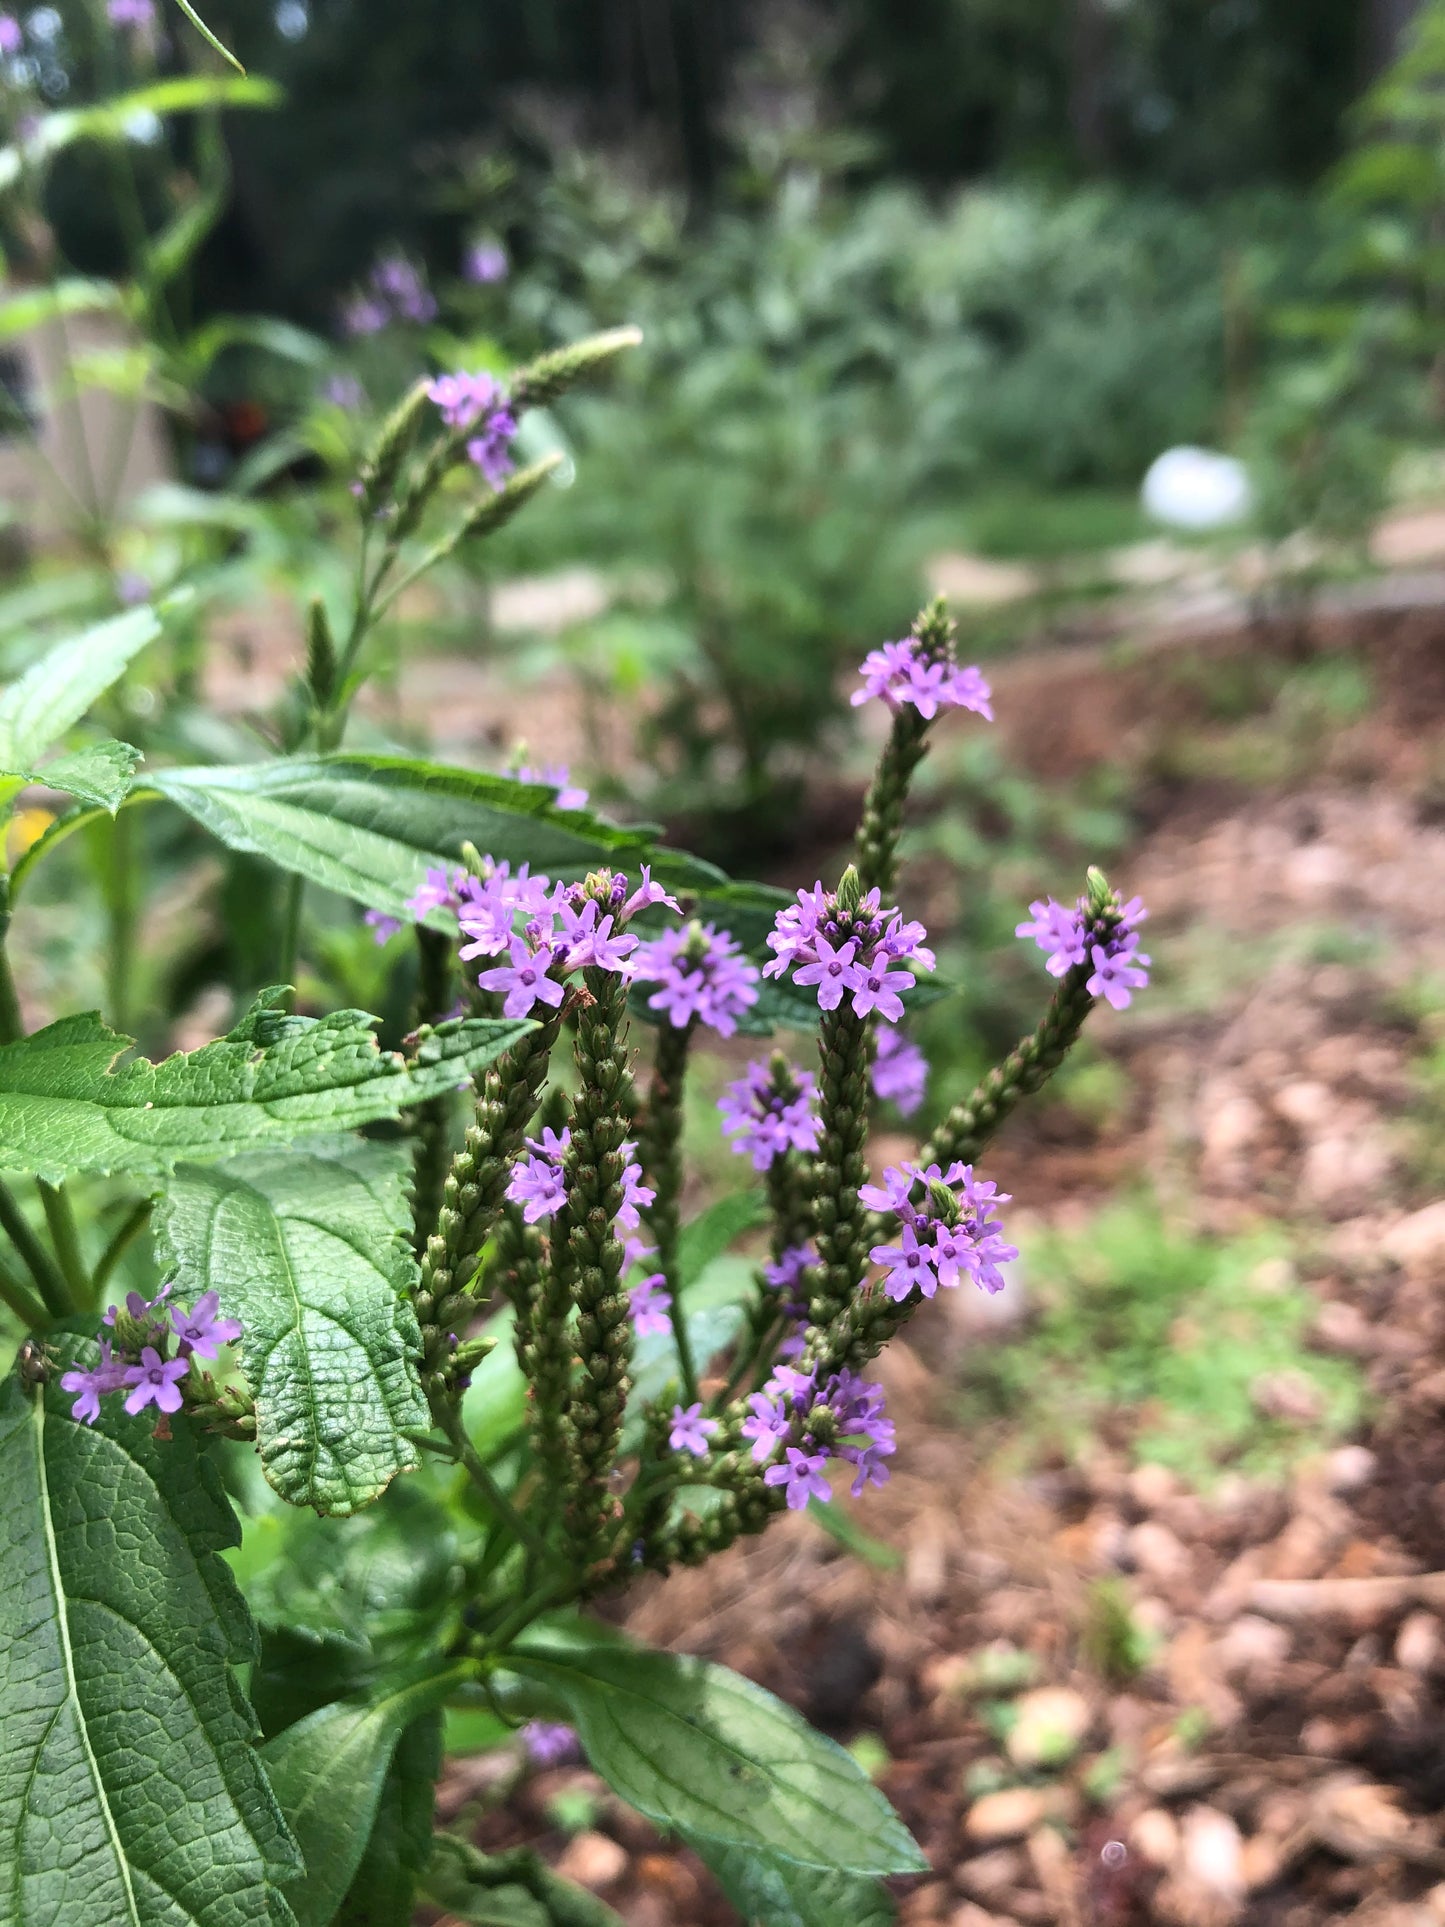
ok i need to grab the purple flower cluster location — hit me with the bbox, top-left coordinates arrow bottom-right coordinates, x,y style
342,254 -> 437,337
62,1287 -> 242,1425
108,0 -> 155,25
0,14 -> 23,54
424,370 -> 518,487
631,923 -> 760,1037
1016,892 -> 1151,1011
741,1362 -> 895,1507
717,1060 -> 821,1170
465,242 -> 509,285
852,637 -> 993,722
871,1025 -> 927,1116
765,882 -> 934,1023
416,859 -> 677,1017
504,1126 -> 654,1231
864,1162 -> 1016,1301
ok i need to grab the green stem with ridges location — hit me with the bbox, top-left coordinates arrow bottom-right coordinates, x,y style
809,1002 -> 874,1328
0,1179 -> 72,1319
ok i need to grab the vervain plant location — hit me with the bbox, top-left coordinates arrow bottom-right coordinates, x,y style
0,375 -> 1153,1927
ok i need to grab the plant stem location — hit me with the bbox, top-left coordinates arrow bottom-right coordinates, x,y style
0,1179 -> 72,1319
0,1251 -> 49,1329
103,807 -> 138,1035
432,1391 -> 549,1567
473,1577 -> 571,1663
38,1181 -> 89,1305
92,1196 -> 153,1297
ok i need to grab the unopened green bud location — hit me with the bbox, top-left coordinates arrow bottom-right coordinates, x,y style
110,1309 -> 154,1353
835,864 -> 862,916
910,594 -> 956,664
458,841 -> 487,879
458,453 -> 561,540
359,377 -> 431,512
305,597 -> 337,708
509,326 -> 643,411
451,1336 -> 496,1375
1085,866 -> 1112,916
926,1178 -> 961,1227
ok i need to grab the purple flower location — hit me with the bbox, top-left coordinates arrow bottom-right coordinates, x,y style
847,956 -> 915,1023
426,370 -> 505,431
631,923 -> 761,1037
793,933 -> 862,1012
364,908 -> 403,945
1018,889 -> 1151,1007
342,295 -> 389,338
170,1291 -> 242,1362
506,1126 -> 570,1223
718,1061 -> 821,1170
108,0 -> 155,25
620,865 -> 682,920
1087,940 -> 1152,1010
554,898 -> 637,974
0,14 -> 21,54
406,866 -> 461,921
61,1341 -> 127,1425
457,863 -> 553,959
476,933 -> 566,1018
521,1720 -> 576,1767
630,1273 -> 673,1336
123,1347 -> 189,1417
741,1392 -> 789,1462
324,374 -> 364,410
764,1446 -> 832,1510
872,1026 -> 927,1115
616,1144 -> 655,1232
851,636 -> 993,721
669,1401 -> 718,1457
515,763 -> 589,812
371,254 -> 436,324
102,1283 -> 173,1327
622,1235 -> 658,1273
868,1221 -> 940,1302
466,241 -> 509,285
466,405 -> 519,490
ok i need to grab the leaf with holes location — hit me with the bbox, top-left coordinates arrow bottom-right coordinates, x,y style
158,1140 -> 428,1515
0,992 -> 531,1180
0,1338 -> 300,1927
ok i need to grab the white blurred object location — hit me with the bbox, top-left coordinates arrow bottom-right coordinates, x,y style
1141,445 -> 1252,531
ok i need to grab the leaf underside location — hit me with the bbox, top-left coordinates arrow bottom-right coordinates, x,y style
158,1140 -> 429,1515
0,991 -> 531,1179
507,1639 -> 927,1878
689,1836 -> 897,1927
0,1342 -> 300,1927
0,607 -> 160,773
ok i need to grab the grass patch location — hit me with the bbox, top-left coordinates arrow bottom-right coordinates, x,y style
960,1195 -> 1365,1487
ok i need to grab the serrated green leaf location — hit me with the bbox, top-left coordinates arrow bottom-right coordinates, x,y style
22,739 -> 140,812
261,1666 -> 464,1927
333,1710 -> 442,1927
0,607 -> 160,772
677,1190 -> 766,1288
146,753 -> 746,923
423,1838 -> 626,1927
507,1639 -> 927,1878
158,1139 -> 429,1515
689,1838 -> 897,1927
0,992 -> 531,1179
0,1337 -> 301,1927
